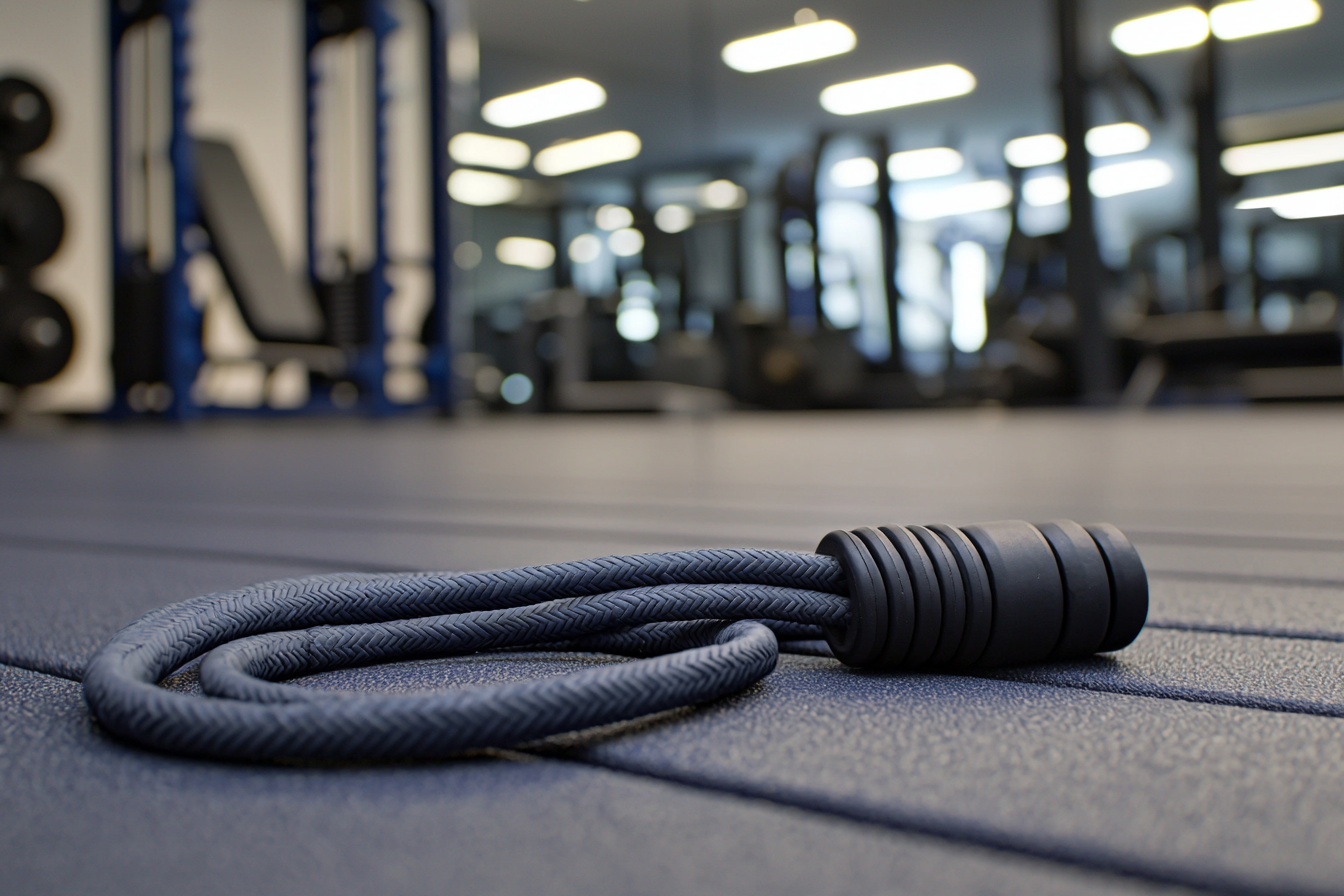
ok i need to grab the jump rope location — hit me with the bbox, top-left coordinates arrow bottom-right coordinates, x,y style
83,520 -> 1147,761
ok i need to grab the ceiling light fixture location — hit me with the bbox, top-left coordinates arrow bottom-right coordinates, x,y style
534,131 -> 641,176
654,204 -> 695,233
1085,122 -> 1151,157
1211,0 -> 1320,40
447,133 -> 531,170
888,147 -> 963,181
1088,159 -> 1173,197
446,169 -> 523,206
568,233 -> 604,264
1221,130 -> 1344,175
481,78 -> 606,128
1237,184 -> 1344,219
830,157 -> 879,188
607,227 -> 645,257
1004,133 -> 1067,168
1022,175 -> 1070,207
722,19 -> 856,73
898,180 -> 1012,221
495,237 -> 556,270
697,179 -> 746,209
1111,6 -> 1210,55
820,64 -> 976,116
595,204 -> 634,231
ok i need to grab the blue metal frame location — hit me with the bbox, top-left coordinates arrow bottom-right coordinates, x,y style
106,0 -> 450,418
303,0 -> 452,415
108,0 -> 202,420
424,0 -> 453,412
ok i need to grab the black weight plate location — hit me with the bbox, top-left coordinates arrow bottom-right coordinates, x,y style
851,527 -> 913,668
1034,520 -> 1111,659
0,178 -> 64,268
816,529 -> 886,667
960,521 -> 1063,668
0,286 -> 74,385
927,524 -> 993,668
0,77 -> 53,156
878,526 -> 940,668
909,525 -> 966,667
1085,523 -> 1149,653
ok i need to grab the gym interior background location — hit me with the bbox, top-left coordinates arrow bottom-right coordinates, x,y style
8,2 -> 1344,895
2,0 -> 1342,415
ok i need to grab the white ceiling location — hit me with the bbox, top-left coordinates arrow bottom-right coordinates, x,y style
469,0 -> 1344,178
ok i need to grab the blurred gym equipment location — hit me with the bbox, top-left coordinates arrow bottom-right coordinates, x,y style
108,0 -> 450,418
0,75 -> 75,392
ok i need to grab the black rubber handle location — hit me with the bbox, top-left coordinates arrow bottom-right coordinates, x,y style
818,520 -> 1147,669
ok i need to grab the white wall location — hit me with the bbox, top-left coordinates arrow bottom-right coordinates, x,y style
190,0 -> 306,272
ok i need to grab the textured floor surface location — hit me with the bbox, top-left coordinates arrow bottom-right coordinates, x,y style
4,407 -> 1344,895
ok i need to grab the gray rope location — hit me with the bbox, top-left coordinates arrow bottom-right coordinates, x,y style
83,550 -> 848,761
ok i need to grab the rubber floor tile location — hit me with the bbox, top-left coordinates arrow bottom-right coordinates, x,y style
987,627 -> 1344,713
570,655 -> 1344,896
0,543 -> 330,679
0,665 -> 1187,896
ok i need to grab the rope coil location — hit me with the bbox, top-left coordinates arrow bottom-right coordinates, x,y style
83,521 -> 1147,761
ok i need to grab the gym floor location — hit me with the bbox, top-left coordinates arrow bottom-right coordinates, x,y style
4,407 -> 1344,895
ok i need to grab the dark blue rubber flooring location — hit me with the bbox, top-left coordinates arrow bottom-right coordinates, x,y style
4,409 -> 1344,895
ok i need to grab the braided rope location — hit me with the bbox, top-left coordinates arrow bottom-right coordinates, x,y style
83,550 -> 848,761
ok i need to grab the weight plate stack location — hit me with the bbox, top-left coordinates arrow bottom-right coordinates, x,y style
0,285 -> 74,386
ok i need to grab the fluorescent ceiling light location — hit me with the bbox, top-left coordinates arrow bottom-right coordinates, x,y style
830,157 -> 879,188
1004,133 -> 1066,168
888,147 -> 963,181
481,78 -> 606,128
654,204 -> 695,233
698,179 -> 746,209
568,233 -> 603,264
722,20 -> 856,73
1111,7 -> 1209,55
820,64 -> 976,116
1237,184 -> 1344,219
495,236 -> 555,269
1085,122 -> 1151,157
1088,159 -> 1173,197
594,204 -> 633,231
534,131 -> 641,176
447,133 -> 531,170
1022,174 -> 1070,207
1211,0 -> 1320,40
447,169 -> 523,206
898,180 -> 1011,221
607,227 -> 644,257
1221,131 -> 1344,175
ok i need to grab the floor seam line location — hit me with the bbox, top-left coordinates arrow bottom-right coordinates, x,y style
0,532 -> 404,573
542,751 -> 1314,896
1148,569 -> 1344,589
982,675 -> 1344,720
1146,620 -> 1344,643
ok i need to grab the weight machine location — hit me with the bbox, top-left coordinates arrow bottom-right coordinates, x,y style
108,0 -> 452,418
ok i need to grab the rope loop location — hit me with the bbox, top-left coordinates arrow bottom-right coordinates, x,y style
82,524 -> 1146,762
